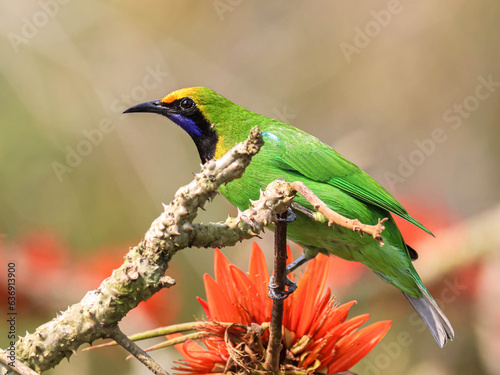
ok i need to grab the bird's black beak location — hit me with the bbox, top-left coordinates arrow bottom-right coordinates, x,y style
123,100 -> 166,115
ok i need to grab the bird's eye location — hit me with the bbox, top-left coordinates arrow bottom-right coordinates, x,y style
180,98 -> 195,110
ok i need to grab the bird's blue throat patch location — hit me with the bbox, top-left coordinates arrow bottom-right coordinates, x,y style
168,113 -> 202,137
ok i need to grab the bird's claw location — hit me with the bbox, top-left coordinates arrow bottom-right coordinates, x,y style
268,275 -> 297,300
275,208 -> 296,223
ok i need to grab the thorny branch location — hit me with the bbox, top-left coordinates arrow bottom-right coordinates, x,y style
12,127 -> 281,374
9,126 -> 387,374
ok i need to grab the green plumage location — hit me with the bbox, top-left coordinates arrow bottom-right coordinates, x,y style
206,99 -> 423,295
124,86 -> 454,347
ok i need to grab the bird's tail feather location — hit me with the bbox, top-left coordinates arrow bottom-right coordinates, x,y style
403,283 -> 454,348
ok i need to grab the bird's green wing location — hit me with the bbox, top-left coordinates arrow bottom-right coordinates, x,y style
264,128 -> 433,236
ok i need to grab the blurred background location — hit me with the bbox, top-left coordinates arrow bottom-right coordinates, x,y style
1,1 -> 499,374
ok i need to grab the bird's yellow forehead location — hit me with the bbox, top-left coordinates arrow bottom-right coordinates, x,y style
161,87 -> 199,104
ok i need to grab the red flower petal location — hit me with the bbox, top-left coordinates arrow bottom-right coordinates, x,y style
248,243 -> 272,322
329,314 -> 371,340
213,249 -> 237,303
229,264 -> 263,324
296,255 -> 329,338
248,243 -> 269,291
196,297 -> 210,319
286,255 -> 330,338
328,321 -> 392,373
312,314 -> 371,368
203,273 -> 238,322
285,259 -> 313,335
306,289 -> 332,337
167,333 -> 223,374
314,301 -> 356,339
286,244 -> 295,282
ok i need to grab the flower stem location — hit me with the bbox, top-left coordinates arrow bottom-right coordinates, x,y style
265,210 -> 289,373
109,326 -> 170,375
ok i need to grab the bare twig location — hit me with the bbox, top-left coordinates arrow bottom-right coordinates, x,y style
0,350 -> 40,375
134,332 -> 209,356
109,327 -> 169,375
84,321 -> 214,350
265,210 -> 289,373
290,181 -> 388,246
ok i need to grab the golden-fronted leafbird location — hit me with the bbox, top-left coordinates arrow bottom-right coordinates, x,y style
124,87 -> 454,347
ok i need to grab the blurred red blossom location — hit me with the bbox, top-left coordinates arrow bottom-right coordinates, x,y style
393,196 -> 462,246
0,230 -> 181,326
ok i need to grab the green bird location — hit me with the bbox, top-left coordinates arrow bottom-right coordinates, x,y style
124,87 -> 454,347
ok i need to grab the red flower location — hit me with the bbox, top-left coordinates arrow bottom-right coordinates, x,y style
171,243 -> 391,374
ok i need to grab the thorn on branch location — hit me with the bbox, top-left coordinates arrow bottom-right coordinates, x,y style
158,276 -> 176,288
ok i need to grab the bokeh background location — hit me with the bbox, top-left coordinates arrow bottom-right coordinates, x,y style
1,1 -> 499,374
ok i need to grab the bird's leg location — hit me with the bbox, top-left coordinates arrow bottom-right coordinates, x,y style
286,251 -> 317,274
268,275 -> 298,300
275,207 -> 296,223
268,249 -> 319,300
291,202 -> 328,224
290,202 -> 314,217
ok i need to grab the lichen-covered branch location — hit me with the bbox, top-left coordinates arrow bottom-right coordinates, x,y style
14,127 -> 275,373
